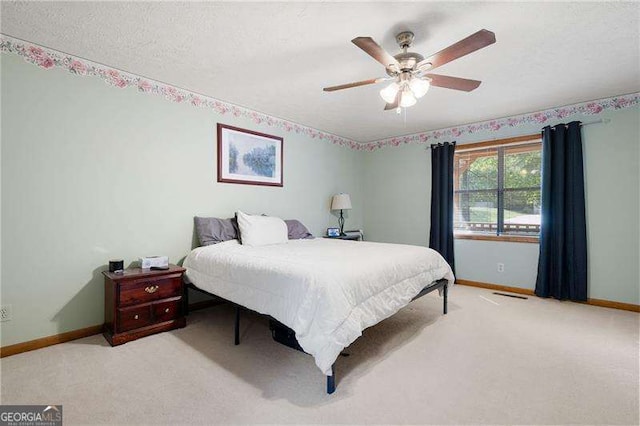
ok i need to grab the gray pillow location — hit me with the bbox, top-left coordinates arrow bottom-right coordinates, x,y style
194,217 -> 239,246
284,219 -> 314,240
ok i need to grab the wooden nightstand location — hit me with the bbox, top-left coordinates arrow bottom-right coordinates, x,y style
103,264 -> 186,346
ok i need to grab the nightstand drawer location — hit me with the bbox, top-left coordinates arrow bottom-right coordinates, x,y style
118,277 -> 181,307
153,299 -> 181,322
118,306 -> 152,332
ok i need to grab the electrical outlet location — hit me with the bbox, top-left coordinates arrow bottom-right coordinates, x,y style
497,263 -> 505,273
0,305 -> 12,322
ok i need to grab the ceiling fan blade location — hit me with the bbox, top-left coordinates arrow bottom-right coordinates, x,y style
426,74 -> 482,92
352,37 -> 400,69
323,77 -> 388,92
384,91 -> 400,111
417,29 -> 496,71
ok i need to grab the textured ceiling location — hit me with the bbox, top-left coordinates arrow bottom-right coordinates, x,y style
2,1 -> 639,142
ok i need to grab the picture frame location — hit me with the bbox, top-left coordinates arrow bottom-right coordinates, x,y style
217,123 -> 283,187
327,227 -> 340,237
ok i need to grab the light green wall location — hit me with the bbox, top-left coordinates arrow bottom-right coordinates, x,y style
0,53 -> 363,346
363,106 -> 640,305
2,50 -> 638,348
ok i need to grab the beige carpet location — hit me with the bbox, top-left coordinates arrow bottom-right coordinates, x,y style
1,285 -> 638,425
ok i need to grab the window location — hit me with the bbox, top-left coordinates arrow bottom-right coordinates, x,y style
454,135 -> 541,242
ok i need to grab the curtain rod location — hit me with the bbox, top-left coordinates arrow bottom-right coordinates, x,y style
427,118 -> 610,150
581,118 -> 611,126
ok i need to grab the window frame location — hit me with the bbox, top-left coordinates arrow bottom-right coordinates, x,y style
453,133 -> 542,244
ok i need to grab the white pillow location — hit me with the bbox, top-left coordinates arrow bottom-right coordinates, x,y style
236,210 -> 288,247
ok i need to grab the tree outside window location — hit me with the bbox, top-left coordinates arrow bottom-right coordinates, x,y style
454,139 -> 541,236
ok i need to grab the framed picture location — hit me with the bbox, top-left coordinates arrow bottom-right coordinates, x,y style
217,123 -> 283,187
327,227 -> 340,237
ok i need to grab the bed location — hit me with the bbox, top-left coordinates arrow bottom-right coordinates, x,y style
183,237 -> 454,394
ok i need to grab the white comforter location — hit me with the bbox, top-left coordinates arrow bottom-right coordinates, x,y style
184,238 -> 454,375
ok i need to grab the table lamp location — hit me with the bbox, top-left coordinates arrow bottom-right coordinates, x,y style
331,193 -> 352,236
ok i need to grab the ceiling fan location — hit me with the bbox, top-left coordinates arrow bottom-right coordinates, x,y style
323,29 -> 496,111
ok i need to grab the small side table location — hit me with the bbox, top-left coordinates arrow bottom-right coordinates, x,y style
103,265 -> 186,346
323,234 -> 362,241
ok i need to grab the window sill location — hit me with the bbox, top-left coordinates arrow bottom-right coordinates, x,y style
454,233 -> 539,244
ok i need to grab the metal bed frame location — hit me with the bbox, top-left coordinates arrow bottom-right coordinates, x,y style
184,278 -> 448,394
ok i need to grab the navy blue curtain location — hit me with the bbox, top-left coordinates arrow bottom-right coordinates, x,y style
429,142 -> 456,273
535,121 -> 587,301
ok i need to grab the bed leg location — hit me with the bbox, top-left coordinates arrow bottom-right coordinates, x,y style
443,283 -> 448,315
327,365 -> 336,394
234,306 -> 240,345
183,285 -> 189,316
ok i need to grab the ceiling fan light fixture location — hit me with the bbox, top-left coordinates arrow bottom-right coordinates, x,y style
324,29 -> 495,111
399,88 -> 417,108
409,77 -> 430,98
379,82 -> 399,103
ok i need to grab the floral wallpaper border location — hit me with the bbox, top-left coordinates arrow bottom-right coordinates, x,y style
361,92 -> 639,151
0,34 -> 360,150
1,34 -> 638,152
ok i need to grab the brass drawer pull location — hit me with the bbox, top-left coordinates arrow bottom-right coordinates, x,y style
164,308 -> 170,313
134,314 -> 139,320
144,285 -> 159,294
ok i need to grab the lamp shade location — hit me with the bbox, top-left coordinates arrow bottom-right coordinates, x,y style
331,193 -> 352,210
409,78 -> 430,98
399,88 -> 417,108
379,82 -> 399,104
